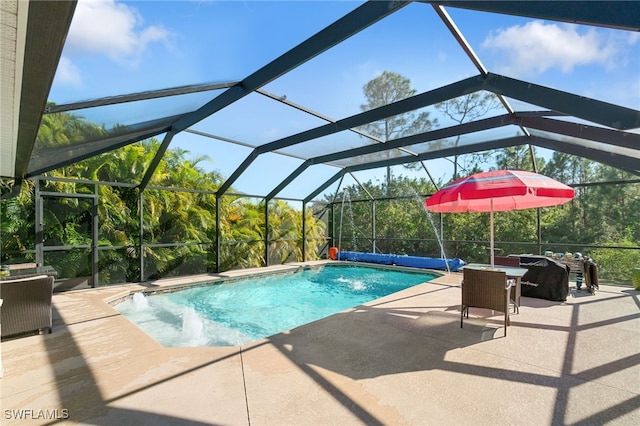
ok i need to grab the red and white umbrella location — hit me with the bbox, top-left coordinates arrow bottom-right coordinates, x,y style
425,170 -> 575,267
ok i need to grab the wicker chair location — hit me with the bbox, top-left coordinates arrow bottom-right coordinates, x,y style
493,256 -> 522,312
461,268 -> 512,336
493,256 -> 521,268
1,275 -> 54,338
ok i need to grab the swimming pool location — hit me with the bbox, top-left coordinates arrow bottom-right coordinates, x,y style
114,264 -> 438,347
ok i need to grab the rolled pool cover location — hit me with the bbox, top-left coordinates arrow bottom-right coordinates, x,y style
336,251 -> 465,272
336,251 -> 395,265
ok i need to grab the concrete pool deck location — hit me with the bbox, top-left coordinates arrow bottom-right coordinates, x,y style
2,262 -> 639,425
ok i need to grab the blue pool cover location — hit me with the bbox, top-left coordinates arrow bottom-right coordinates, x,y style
336,251 -> 465,272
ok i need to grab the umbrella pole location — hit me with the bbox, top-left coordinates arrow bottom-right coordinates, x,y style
490,199 -> 495,268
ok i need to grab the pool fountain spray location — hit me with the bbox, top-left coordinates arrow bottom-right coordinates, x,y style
338,189 -> 357,253
181,307 -> 205,344
132,292 -> 149,311
406,186 -> 450,273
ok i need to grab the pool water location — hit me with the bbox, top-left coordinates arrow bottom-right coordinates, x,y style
114,265 -> 437,347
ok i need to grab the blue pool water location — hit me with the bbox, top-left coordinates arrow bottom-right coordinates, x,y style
115,265 -> 437,347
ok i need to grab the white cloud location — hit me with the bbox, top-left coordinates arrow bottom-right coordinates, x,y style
54,56 -> 83,87
481,21 -> 636,77
65,0 -> 173,67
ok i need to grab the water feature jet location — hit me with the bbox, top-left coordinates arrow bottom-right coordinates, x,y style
182,307 -> 205,344
338,189 -> 357,253
132,292 -> 149,311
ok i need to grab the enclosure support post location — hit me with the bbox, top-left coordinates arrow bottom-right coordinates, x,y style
215,194 -> 221,273
302,202 -> 307,262
139,190 -> 144,282
328,202 -> 334,253
264,199 -> 269,267
92,184 -> 98,287
372,200 -> 376,253
35,179 -> 43,267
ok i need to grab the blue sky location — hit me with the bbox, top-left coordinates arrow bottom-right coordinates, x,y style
49,0 -> 640,200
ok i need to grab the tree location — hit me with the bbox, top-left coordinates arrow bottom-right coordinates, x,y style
0,107 -> 329,280
435,92 -> 501,179
359,71 -> 437,187
4,102 -> 639,285
495,144 -> 544,172
543,151 -> 594,241
37,105 -> 106,149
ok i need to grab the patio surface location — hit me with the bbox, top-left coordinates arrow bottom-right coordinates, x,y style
2,262 -> 639,425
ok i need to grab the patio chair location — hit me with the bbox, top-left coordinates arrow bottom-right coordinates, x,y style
492,256 -> 522,312
493,256 -> 521,268
1,275 -> 54,338
461,268 -> 512,336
